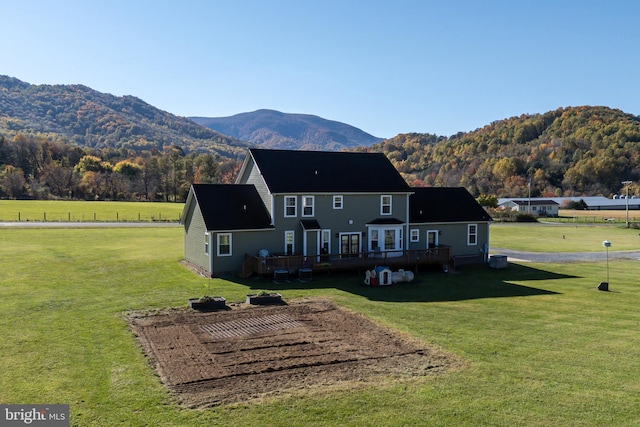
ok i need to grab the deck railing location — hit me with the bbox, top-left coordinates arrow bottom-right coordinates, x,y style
241,246 -> 452,278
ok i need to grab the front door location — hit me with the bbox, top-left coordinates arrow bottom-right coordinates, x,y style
340,233 -> 360,258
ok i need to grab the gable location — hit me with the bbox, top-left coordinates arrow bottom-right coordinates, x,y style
410,187 -> 492,223
188,184 -> 274,231
245,148 -> 410,193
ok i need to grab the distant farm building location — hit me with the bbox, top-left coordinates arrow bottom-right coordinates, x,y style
498,199 -> 559,217
499,196 -> 640,212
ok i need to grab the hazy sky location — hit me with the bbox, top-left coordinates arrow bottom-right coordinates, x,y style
2,0 -> 639,138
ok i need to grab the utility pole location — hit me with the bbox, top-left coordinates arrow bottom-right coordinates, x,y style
622,180 -> 632,228
528,178 -> 531,215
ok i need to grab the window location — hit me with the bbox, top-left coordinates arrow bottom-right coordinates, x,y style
321,229 -> 331,254
380,195 -> 392,215
333,195 -> 343,209
217,233 -> 232,256
384,230 -> 396,250
285,230 -> 295,255
410,229 -> 419,242
284,196 -> 297,217
204,233 -> 209,254
369,226 -> 402,252
302,196 -> 314,217
467,224 -> 478,246
370,229 -> 379,250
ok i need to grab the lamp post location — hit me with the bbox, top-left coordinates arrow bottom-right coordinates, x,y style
600,240 -> 611,291
622,180 -> 632,228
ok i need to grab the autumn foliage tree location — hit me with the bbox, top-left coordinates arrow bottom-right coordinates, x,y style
362,106 -> 640,199
0,133 -> 240,201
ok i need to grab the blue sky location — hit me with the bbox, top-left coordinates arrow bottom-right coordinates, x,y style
2,1 -> 639,138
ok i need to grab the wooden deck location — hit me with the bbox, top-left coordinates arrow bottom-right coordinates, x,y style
240,246 -> 452,278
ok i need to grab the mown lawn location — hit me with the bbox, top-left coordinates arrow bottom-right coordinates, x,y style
490,223 -> 640,252
0,200 -> 183,222
1,226 -> 639,426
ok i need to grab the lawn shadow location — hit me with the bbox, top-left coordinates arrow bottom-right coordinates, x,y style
229,263 -> 577,303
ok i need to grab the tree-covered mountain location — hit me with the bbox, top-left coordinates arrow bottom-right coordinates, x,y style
191,109 -> 382,151
0,75 -> 250,159
3,75 -> 640,201
359,106 -> 640,198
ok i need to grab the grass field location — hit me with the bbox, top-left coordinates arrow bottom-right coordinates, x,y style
1,224 -> 640,425
490,223 -> 640,252
0,200 -> 184,222
554,209 -> 640,224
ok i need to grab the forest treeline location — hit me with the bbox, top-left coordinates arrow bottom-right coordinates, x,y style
0,133 -> 241,201
360,106 -> 640,198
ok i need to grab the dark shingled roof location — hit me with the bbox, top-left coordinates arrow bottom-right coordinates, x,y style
249,148 -> 410,193
300,219 -> 322,230
410,187 -> 493,223
191,184 -> 274,231
366,217 -> 405,225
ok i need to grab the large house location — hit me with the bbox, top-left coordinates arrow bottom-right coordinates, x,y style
180,148 -> 492,278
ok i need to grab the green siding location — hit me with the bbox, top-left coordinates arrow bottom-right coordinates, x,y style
209,230 -> 276,274
272,193 -> 410,255
238,157 -> 272,216
408,222 -> 490,257
183,197 -> 209,272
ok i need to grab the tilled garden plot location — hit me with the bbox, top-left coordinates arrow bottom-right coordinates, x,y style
129,298 -> 457,407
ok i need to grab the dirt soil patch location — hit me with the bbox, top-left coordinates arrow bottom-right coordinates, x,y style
129,298 -> 458,407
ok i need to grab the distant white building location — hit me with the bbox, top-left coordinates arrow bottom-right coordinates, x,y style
498,199 -> 559,217
498,196 -> 640,211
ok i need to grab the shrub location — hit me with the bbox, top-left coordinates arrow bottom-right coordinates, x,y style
515,213 -> 538,222
563,199 -> 588,210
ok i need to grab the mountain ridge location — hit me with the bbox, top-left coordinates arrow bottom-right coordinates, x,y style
0,75 -> 249,159
2,75 -> 640,199
191,109 -> 382,151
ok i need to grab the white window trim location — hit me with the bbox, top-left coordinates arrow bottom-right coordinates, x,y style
217,233 -> 232,256
410,229 -> 419,242
302,195 -> 315,217
333,195 -> 343,209
467,224 -> 478,246
368,226 -> 403,252
339,232 -> 362,256
427,229 -> 439,249
380,195 -> 392,215
204,232 -> 210,254
284,196 -> 297,217
321,229 -> 331,254
285,230 -> 295,255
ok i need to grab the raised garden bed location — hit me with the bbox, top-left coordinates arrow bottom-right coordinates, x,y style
246,292 -> 283,305
189,296 -> 226,311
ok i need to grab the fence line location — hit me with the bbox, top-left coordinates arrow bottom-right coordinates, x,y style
6,212 -> 181,222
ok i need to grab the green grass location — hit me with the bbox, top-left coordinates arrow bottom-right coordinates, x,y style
490,223 -> 640,252
0,200 -> 184,222
2,226 -> 640,425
